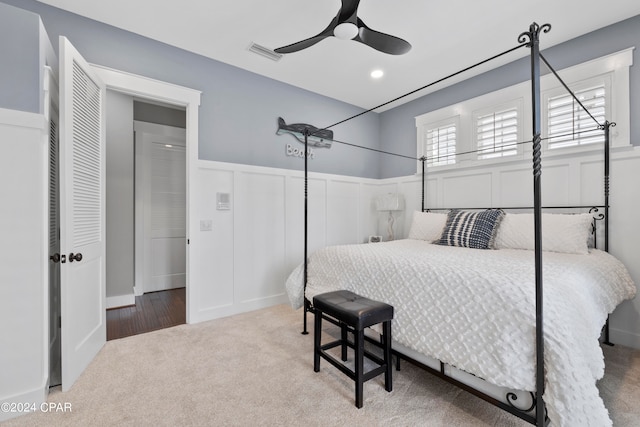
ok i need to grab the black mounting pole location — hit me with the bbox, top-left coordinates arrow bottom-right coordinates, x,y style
603,121 -> 612,253
520,21 -> 551,427
602,121 -> 615,346
302,129 -> 310,335
420,157 -> 426,212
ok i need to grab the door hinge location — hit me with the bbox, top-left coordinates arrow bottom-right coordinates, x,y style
58,316 -> 61,329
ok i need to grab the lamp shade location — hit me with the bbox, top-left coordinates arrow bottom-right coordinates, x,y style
376,193 -> 405,211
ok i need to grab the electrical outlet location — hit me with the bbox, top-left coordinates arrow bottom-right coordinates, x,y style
200,219 -> 212,231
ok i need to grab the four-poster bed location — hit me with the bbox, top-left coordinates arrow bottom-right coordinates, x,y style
285,22 -> 636,426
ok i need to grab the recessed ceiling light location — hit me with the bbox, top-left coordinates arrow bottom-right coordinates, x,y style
371,69 -> 384,79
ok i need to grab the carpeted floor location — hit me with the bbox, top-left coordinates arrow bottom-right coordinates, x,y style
4,304 -> 640,426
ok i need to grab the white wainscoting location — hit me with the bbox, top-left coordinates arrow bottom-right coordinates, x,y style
0,108 -> 49,421
190,161 -> 386,323
191,147 -> 640,349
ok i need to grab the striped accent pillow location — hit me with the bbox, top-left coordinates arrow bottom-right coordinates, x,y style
436,209 -> 505,249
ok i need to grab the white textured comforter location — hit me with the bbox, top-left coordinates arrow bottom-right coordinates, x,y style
285,239 -> 636,426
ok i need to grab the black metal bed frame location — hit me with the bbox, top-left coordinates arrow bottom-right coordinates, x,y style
297,22 -> 615,427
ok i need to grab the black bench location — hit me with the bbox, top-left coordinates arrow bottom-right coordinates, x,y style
313,290 -> 394,408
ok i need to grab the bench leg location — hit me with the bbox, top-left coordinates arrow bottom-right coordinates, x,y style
341,323 -> 348,361
314,310 -> 322,372
355,328 -> 364,408
383,320 -> 393,392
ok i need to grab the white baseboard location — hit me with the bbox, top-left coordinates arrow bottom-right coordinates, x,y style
191,294 -> 288,324
610,327 -> 640,350
106,294 -> 135,309
0,384 -> 48,422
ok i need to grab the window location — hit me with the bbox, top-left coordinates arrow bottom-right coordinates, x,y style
475,107 -> 519,159
547,84 -> 606,149
423,121 -> 456,167
414,49 -> 631,174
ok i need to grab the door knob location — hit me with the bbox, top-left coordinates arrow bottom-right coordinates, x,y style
69,252 -> 83,262
50,253 -> 61,263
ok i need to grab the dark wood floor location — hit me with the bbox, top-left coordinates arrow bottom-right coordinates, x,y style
106,287 -> 186,341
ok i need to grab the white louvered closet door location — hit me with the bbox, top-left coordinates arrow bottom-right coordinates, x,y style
58,36 -> 106,391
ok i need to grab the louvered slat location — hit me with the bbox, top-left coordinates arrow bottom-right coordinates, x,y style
49,119 -> 59,245
71,60 -> 102,247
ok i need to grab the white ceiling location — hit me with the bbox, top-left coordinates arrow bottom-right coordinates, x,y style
36,0 -> 640,111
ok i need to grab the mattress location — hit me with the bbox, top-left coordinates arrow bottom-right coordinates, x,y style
285,239 -> 636,426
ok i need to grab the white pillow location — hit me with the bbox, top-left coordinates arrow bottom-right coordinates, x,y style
494,213 -> 593,254
408,211 -> 447,242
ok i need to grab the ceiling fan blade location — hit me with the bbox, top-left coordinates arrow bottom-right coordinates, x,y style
356,18 -> 412,55
274,15 -> 340,54
274,35 -> 330,54
338,0 -> 361,23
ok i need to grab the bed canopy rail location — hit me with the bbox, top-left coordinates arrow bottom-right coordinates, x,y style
297,22 -> 614,427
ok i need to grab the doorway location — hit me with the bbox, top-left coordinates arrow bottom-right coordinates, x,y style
104,95 -> 187,340
93,64 -> 200,350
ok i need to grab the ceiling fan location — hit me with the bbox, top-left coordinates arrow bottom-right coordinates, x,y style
274,0 -> 412,55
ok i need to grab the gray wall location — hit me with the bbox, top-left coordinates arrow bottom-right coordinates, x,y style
2,0 -> 382,179
0,3 -> 40,113
2,1 -> 637,180
134,101 -> 185,129
105,91 -> 134,299
378,14 -> 640,178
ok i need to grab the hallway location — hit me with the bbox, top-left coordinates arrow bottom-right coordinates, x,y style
106,288 -> 185,340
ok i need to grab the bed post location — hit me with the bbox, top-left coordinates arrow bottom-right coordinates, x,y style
420,156 -> 426,212
302,129 -> 310,335
520,22 -> 550,427
602,121 -> 612,252
602,121 -> 615,346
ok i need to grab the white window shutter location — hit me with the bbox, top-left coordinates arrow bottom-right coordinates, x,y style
547,85 -> 605,149
424,124 -> 456,167
476,108 -> 518,159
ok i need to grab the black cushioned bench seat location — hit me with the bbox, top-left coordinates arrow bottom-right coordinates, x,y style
313,290 -> 393,408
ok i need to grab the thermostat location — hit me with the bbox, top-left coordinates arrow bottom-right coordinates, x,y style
217,192 -> 231,210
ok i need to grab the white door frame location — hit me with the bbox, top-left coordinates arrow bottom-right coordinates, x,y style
91,64 -> 201,323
